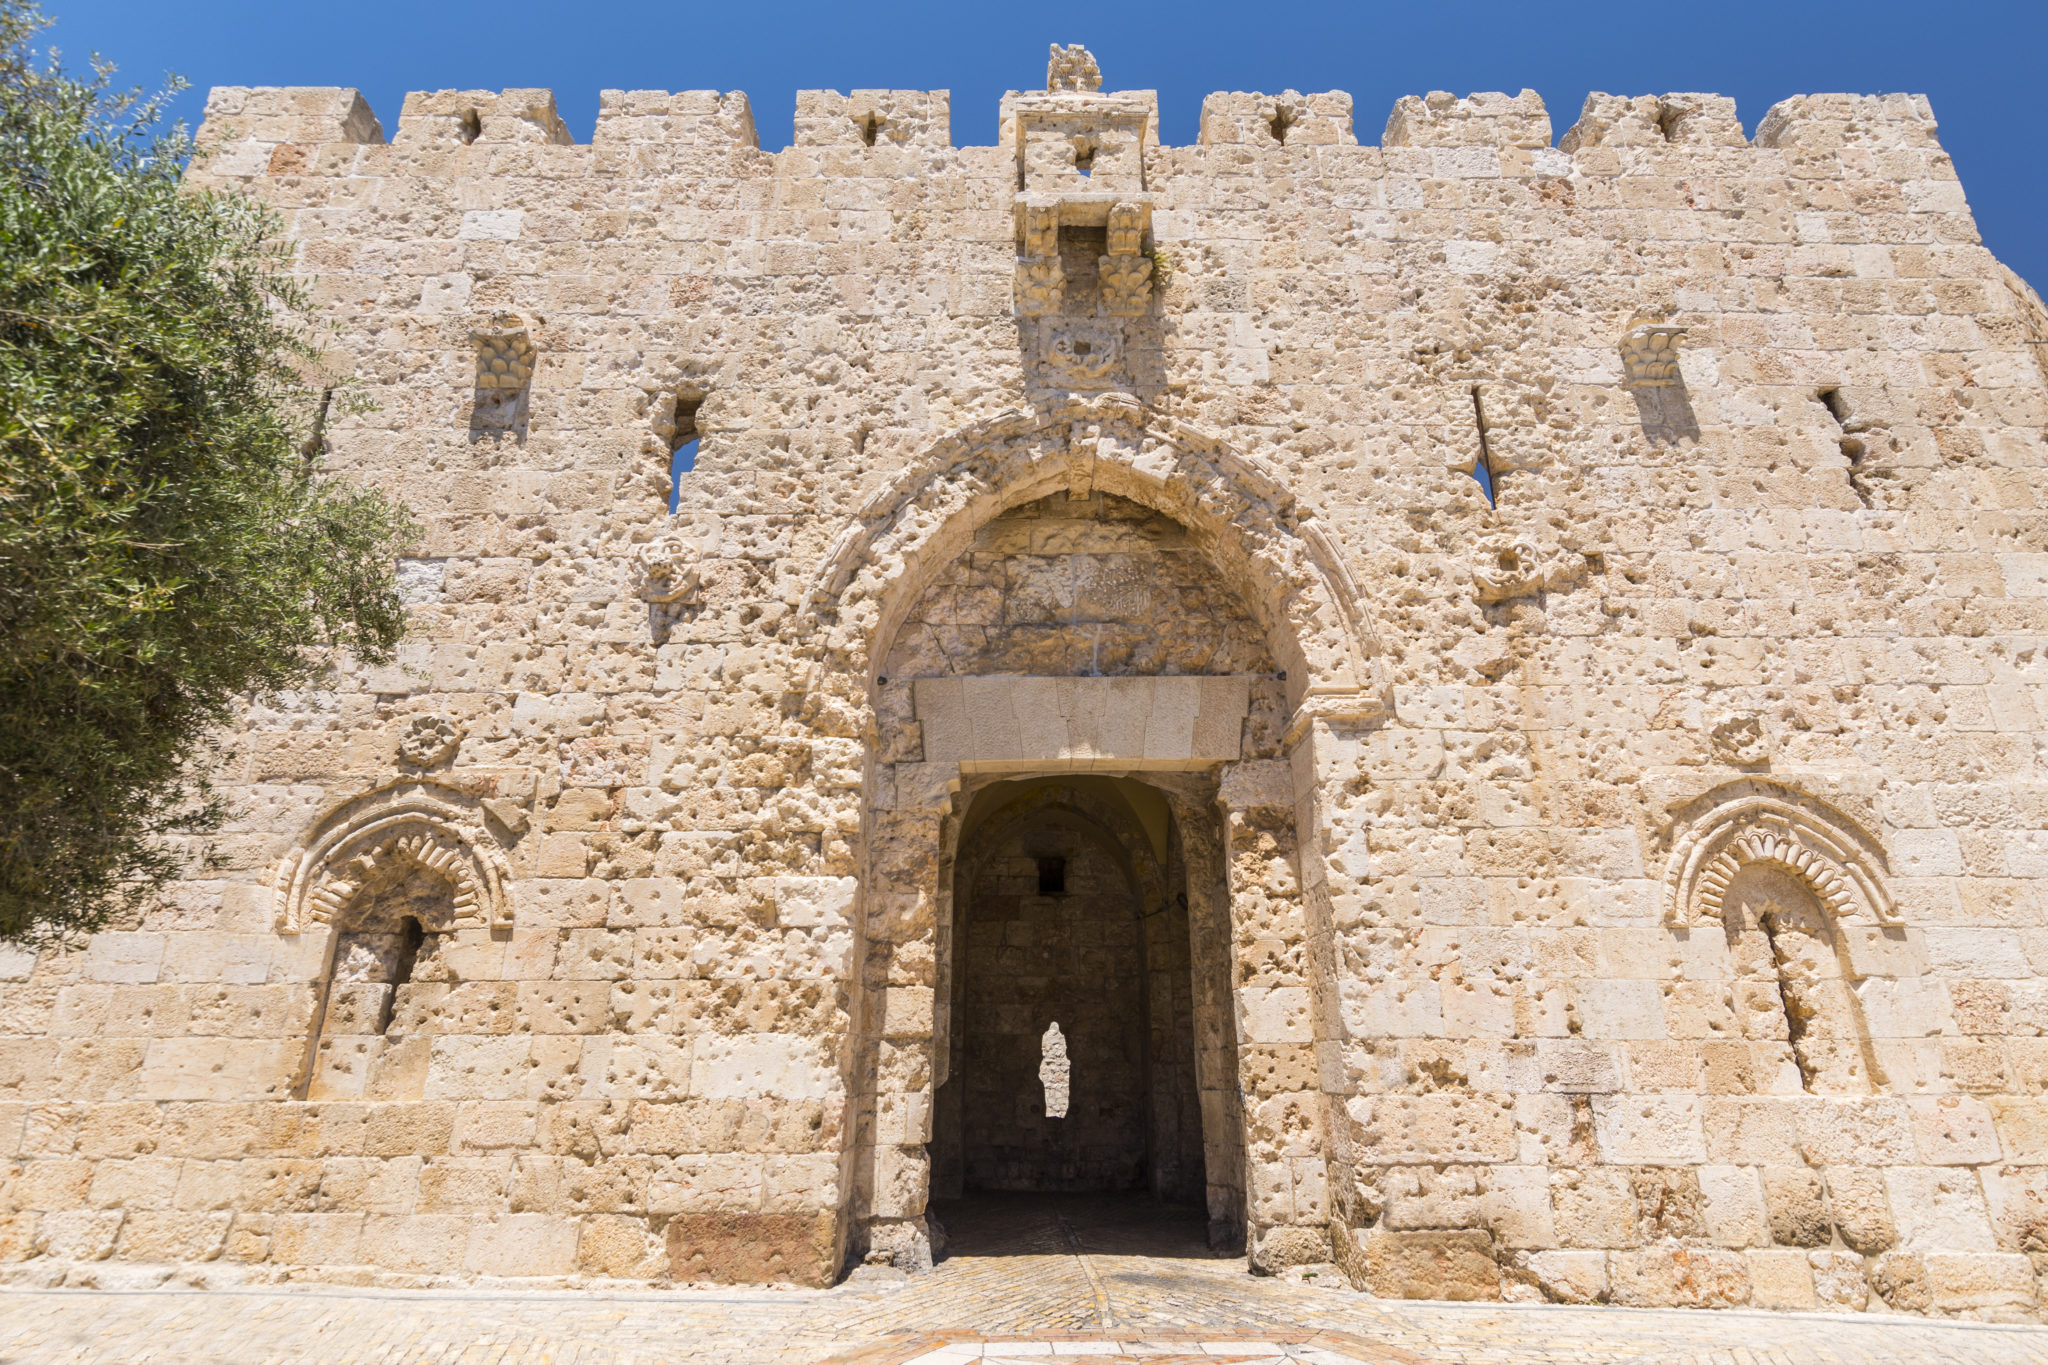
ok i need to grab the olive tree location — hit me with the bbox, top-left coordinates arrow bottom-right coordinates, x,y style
0,0 -> 413,943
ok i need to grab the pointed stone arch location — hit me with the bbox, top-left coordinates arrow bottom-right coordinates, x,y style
270,780 -> 513,934
834,395 -> 1372,1276
1661,780 -> 1896,928
798,393 -> 1388,722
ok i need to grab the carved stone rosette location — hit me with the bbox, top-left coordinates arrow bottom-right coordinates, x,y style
397,713 -> 462,767
1471,535 -> 1583,603
634,532 -> 702,604
1045,327 -> 1119,385
1709,713 -> 1770,765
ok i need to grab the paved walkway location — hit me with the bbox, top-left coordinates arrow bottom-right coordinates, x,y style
0,1197 -> 2041,1364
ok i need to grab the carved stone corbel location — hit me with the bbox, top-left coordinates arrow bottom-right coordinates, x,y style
1099,201 -> 1153,317
472,317 -> 535,394
1016,202 -> 1063,318
1621,324 -> 1685,388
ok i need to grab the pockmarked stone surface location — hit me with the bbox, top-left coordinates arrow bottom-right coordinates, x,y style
0,1198 -> 2041,1363
6,38 -> 2048,1322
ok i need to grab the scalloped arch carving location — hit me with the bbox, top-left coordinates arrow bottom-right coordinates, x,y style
1661,783 -> 1895,928
799,393 -> 1388,719
270,781 -> 512,933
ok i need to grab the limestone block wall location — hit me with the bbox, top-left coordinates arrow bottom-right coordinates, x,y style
0,58 -> 2039,1319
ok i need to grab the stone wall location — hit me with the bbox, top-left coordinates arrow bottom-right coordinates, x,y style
0,48 -> 2042,1318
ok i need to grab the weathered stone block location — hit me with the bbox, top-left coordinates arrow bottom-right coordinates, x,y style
666,1210 -> 837,1287
1366,1229 -> 1501,1301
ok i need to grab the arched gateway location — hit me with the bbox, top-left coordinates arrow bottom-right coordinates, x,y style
799,399 -> 1391,1273
26,48 -> 2031,1323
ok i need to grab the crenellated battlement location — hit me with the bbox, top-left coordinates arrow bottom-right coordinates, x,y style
195,78 -> 1955,173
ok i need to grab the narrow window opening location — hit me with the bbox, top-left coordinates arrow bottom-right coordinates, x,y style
859,114 -> 881,147
1072,139 -> 1095,176
668,395 -> 703,513
376,916 -> 425,1036
1468,385 -> 1498,506
457,108 -> 481,145
1269,107 -> 1295,146
1036,856 -> 1066,896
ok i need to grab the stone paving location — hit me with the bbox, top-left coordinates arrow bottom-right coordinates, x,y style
0,1198 -> 2041,1364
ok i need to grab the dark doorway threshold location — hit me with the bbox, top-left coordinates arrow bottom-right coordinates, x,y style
930,1192 -> 1228,1263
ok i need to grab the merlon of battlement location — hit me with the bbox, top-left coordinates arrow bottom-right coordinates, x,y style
1199,92 -> 1356,147
1383,90 -> 1552,149
595,90 -> 758,149
1754,92 -> 1941,151
792,91 -> 950,150
1559,93 -> 1746,151
196,86 -> 382,173
397,89 -> 572,147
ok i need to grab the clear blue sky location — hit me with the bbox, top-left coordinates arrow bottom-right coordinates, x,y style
43,0 -> 2048,289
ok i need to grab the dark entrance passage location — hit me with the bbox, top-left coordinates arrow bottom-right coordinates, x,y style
932,778 -> 1208,1218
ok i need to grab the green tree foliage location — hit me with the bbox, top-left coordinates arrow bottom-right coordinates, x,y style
0,0 -> 413,944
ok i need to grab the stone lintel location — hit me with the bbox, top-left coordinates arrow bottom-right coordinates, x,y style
913,675 -> 1249,774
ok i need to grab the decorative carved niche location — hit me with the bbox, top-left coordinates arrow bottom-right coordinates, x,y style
1039,1020 -> 1071,1118
270,782 -> 514,934
1661,785 -> 1896,929
1014,199 -> 1154,320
